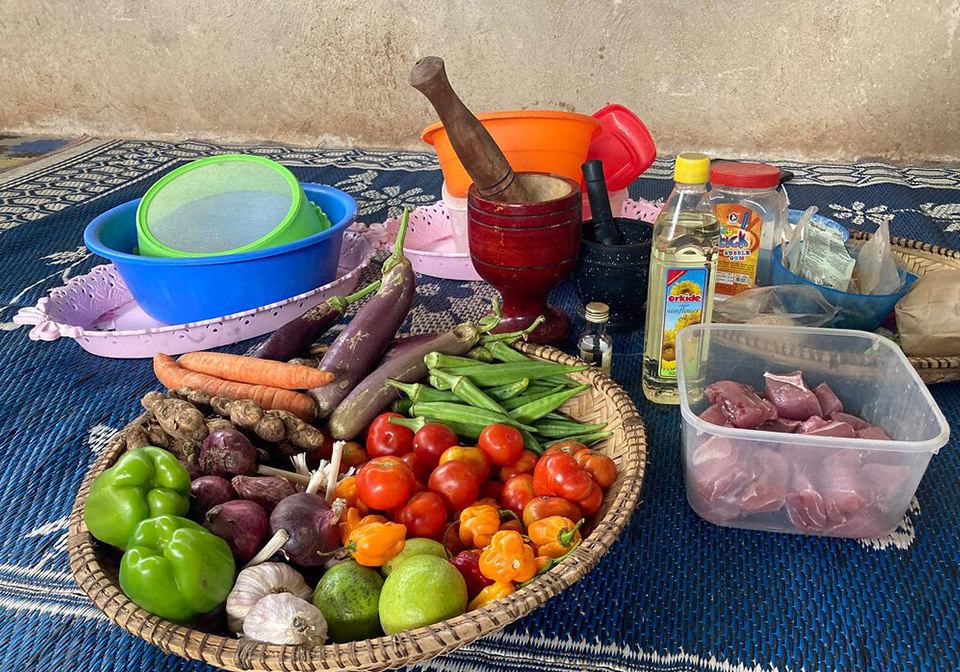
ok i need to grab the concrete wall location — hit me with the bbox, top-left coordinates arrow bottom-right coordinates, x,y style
2,0 -> 958,163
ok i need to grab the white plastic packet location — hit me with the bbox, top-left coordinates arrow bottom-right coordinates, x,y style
795,220 -> 856,291
851,221 -> 903,295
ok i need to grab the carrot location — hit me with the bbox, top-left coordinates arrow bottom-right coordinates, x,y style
177,352 -> 335,390
153,354 -> 317,422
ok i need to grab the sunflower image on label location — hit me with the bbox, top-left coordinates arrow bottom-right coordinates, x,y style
658,267 -> 708,378
714,203 -> 762,297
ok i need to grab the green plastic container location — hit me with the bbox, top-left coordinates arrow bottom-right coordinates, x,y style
136,155 -> 327,258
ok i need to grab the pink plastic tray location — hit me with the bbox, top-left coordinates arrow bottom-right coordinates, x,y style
391,197 -> 663,281
14,230 -> 378,359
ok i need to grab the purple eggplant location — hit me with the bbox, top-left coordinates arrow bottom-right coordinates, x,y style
328,322 -> 481,440
309,210 -> 416,418
204,500 -> 270,565
253,279 -> 382,361
382,332 -> 440,360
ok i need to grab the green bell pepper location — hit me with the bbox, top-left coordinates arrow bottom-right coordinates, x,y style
119,515 -> 236,622
83,446 -> 190,549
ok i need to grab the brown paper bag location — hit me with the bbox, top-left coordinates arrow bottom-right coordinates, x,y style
895,269 -> 960,357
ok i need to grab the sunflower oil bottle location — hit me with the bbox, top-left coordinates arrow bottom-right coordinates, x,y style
642,153 -> 720,404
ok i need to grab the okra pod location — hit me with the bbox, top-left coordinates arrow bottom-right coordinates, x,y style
429,369 -> 510,415
387,380 -> 459,403
544,431 -> 612,448
486,341 -> 578,387
424,353 -> 483,369
408,402 -> 538,433
466,347 -> 495,362
393,398 -> 413,415
510,384 -> 589,424
500,385 -> 566,411
519,428 -> 543,455
388,415 -> 483,441
532,418 -> 609,438
429,361 -> 589,387
486,379 -> 530,401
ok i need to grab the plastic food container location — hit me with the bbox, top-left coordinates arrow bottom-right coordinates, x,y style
772,245 -> 917,330
85,183 -> 356,324
137,155 -> 326,258
709,162 -> 785,296
677,324 -> 949,538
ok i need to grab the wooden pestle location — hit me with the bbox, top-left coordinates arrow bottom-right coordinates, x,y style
410,56 -> 531,203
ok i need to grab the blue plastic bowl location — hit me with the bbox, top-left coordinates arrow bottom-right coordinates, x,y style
84,184 -> 357,324
786,209 -> 850,242
772,245 -> 917,331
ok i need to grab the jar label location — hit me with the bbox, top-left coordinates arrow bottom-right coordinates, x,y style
715,203 -> 763,296
658,267 -> 708,379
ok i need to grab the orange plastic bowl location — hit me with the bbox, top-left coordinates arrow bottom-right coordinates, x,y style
422,110 -> 602,199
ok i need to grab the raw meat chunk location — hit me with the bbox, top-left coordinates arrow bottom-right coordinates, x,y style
860,463 -> 910,509
704,381 -> 777,429
700,404 -> 731,427
819,451 -> 868,515
689,436 -> 755,502
799,417 -> 856,438
757,417 -> 802,433
763,371 -> 823,420
830,412 -> 870,431
813,383 -> 843,418
857,426 -> 892,440
829,511 -> 889,539
739,449 -> 789,513
785,470 -> 828,531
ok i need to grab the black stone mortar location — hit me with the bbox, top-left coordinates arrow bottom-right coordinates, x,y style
574,217 -> 653,333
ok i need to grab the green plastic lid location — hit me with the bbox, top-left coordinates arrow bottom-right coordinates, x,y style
136,154 -> 325,258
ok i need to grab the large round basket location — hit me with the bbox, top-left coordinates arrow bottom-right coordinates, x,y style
67,343 -> 646,671
851,231 -> 960,384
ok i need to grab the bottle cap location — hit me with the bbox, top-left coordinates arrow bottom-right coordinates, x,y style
709,161 -> 780,189
673,153 -> 710,184
584,302 -> 609,323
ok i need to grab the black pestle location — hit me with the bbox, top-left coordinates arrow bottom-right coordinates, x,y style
581,159 -> 623,245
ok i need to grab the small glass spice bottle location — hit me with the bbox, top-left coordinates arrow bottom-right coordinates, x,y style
578,302 -> 613,375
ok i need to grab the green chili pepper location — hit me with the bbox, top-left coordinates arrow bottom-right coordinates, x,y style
543,431 -> 612,448
408,402 -> 538,432
510,385 -> 589,424
430,368 -> 510,415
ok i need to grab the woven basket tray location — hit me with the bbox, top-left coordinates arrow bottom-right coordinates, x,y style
67,343 -> 646,672
850,231 -> 960,384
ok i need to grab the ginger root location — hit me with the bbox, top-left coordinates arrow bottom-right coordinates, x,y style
208,394 -> 328,451
141,391 -> 208,444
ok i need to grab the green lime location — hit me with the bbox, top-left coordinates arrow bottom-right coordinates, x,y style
379,555 -> 467,635
312,560 -> 384,642
381,538 -> 447,577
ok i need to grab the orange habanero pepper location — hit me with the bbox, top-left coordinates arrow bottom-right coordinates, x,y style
347,521 -> 407,567
479,530 -> 537,583
499,518 -> 523,533
334,476 -> 369,515
467,582 -> 516,611
528,515 -> 583,559
339,508 -> 387,545
459,504 -> 500,549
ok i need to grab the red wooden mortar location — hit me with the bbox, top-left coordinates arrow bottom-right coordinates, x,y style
468,172 -> 582,343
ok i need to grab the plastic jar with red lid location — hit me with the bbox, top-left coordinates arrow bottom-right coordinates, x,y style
708,161 -> 785,297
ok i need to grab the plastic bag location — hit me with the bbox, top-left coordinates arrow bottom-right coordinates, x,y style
713,285 -> 838,327
850,221 -> 903,295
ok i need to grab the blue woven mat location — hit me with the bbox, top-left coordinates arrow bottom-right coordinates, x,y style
1,140 -> 959,672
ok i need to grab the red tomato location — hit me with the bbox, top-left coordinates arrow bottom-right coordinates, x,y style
339,442 -> 369,471
500,474 -> 535,518
413,423 -> 459,468
533,451 -> 598,502
401,452 -> 433,482
479,479 -> 504,503
356,456 -> 416,510
428,460 -> 481,512
395,492 -> 448,539
522,496 -> 583,528
478,424 -> 524,466
499,450 -> 539,482
543,440 -> 588,457
439,445 -> 490,480
574,448 -> 617,489
366,413 -> 414,458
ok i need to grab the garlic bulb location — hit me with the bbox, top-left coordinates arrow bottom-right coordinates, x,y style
242,593 -> 327,646
226,562 -> 312,633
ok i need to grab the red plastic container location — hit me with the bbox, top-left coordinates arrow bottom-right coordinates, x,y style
468,173 -> 582,344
